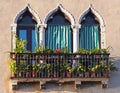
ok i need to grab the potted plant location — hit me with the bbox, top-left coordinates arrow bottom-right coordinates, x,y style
62,46 -> 69,53
38,63 -> 46,78
90,66 -> 96,78
65,63 -> 74,78
95,65 -> 101,77
46,63 -> 52,78
32,62 -> 39,77
101,61 -> 118,78
75,63 -> 85,77
17,60 -> 26,77
25,65 -> 31,77
76,48 -> 89,54
59,62 -> 67,78
9,60 -> 18,78
84,65 -> 91,78
53,62 -> 59,78
108,61 -> 118,71
13,34 -> 29,53
35,46 -> 53,53
54,48 -> 62,53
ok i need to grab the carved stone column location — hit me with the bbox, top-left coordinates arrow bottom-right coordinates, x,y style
71,24 -> 80,53
11,24 -> 17,52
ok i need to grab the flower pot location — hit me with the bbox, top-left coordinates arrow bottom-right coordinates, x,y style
11,73 -> 17,78
32,71 -> 38,77
54,72 -> 58,78
96,73 -> 101,78
18,72 -> 22,77
79,73 -> 84,78
91,72 -> 96,78
47,72 -> 51,78
36,55 -> 39,59
67,72 -> 71,78
11,53 -> 16,59
26,72 -> 30,77
103,71 -> 109,78
60,73 -> 65,78
85,72 -> 89,78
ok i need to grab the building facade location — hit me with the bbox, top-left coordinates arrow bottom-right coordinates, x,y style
0,0 -> 120,93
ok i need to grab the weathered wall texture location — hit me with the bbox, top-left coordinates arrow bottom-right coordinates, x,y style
0,0 -> 120,93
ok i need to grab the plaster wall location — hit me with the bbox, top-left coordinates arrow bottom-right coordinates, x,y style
0,0 -> 120,93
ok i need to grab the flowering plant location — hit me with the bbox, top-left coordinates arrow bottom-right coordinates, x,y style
90,64 -> 102,73
54,48 -> 62,53
32,62 -> 46,73
75,63 -> 85,73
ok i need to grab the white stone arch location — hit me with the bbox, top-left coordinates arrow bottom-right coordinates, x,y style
44,4 -> 75,25
78,5 -> 106,48
11,4 -> 41,51
14,4 -> 41,25
42,4 -> 76,51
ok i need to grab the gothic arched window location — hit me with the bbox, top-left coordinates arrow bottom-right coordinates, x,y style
45,9 -> 73,52
16,8 -> 39,52
79,9 -> 101,50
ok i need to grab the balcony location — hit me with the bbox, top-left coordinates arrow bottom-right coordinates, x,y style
10,52 -> 110,89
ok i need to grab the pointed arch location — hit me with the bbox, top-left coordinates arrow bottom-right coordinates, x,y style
44,4 -> 75,25
11,4 -> 41,52
78,5 -> 106,49
78,5 -> 105,27
14,4 -> 41,25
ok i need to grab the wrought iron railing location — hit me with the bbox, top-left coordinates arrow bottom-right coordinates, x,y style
10,52 -> 110,78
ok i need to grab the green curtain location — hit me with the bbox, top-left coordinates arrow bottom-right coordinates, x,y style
34,25 -> 39,49
46,25 -> 72,52
79,25 -> 99,50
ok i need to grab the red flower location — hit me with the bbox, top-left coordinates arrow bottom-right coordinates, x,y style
54,48 -> 62,53
36,62 -> 39,65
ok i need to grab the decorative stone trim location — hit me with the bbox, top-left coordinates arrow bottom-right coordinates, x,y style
44,4 -> 75,25
78,5 -> 106,48
11,4 -> 41,51
14,3 -> 41,25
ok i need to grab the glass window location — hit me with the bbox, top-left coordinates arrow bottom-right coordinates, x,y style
79,11 -> 100,50
17,10 -> 39,52
45,10 -> 73,52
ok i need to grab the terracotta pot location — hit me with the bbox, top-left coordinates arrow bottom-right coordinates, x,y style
67,72 -> 71,78
60,73 -> 65,78
91,72 -> 96,78
79,73 -> 84,78
85,72 -> 89,78
12,53 -> 16,59
97,73 -> 101,77
32,71 -> 38,77
36,55 -> 39,59
62,73 -> 65,78
47,72 -> 51,78
26,72 -> 30,77
54,72 -> 58,78
103,71 -> 109,78
11,73 -> 17,78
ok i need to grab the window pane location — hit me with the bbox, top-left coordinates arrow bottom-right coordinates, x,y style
19,30 -> 27,49
32,30 -> 38,52
19,30 -> 27,40
46,25 -> 72,52
79,25 -> 99,50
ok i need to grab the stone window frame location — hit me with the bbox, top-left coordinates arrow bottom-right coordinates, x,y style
78,5 -> 106,49
43,4 -> 77,52
11,4 -> 41,52
11,4 -> 106,53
